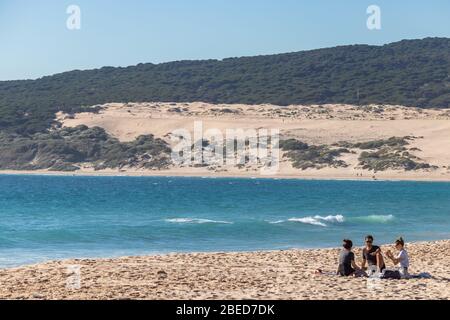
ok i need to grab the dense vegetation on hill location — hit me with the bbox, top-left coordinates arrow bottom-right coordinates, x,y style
0,38 -> 449,134
352,137 -> 436,171
280,139 -> 351,170
279,136 -> 437,172
0,126 -> 171,171
0,38 -> 448,172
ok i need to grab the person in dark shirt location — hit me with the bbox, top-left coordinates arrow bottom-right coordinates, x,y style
337,239 -> 363,276
361,235 -> 385,274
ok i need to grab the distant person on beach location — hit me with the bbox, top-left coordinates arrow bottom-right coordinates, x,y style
386,237 -> 410,279
336,239 -> 365,277
361,235 -> 386,274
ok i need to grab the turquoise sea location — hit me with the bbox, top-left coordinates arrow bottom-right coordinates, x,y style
0,175 -> 449,268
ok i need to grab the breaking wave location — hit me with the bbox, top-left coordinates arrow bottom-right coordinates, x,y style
165,218 -> 233,225
270,214 -> 394,227
270,215 -> 345,227
350,214 -> 395,223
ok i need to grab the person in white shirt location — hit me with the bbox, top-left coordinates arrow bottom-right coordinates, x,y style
386,237 -> 410,279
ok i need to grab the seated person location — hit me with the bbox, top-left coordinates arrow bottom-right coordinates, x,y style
386,237 -> 410,279
337,239 -> 365,277
361,235 -> 386,274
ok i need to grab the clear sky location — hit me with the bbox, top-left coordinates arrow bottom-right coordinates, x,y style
1,0 -> 449,80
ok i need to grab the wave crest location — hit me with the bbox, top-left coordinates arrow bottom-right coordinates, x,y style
351,214 -> 394,223
165,218 -> 233,225
270,215 -> 345,227
270,214 -> 394,227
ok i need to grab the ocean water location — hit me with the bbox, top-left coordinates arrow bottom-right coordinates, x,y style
0,175 -> 449,268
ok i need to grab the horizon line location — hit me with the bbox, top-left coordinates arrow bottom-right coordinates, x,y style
2,36 -> 447,82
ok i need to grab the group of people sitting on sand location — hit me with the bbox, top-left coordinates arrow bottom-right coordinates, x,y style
339,235 -> 409,278
317,235 -> 410,279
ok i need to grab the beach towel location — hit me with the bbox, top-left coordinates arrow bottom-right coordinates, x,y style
380,270 -> 401,279
411,272 -> 432,279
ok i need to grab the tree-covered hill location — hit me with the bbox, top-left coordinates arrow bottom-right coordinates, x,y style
0,37 -> 449,134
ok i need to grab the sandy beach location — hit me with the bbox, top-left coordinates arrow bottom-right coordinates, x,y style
0,240 -> 448,300
1,2 -> 448,307
2,168 -> 450,182
44,102 -> 450,181
2,102 -> 450,181
1,103 -> 448,300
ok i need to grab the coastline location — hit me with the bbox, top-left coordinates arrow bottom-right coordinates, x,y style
1,240 -> 448,300
3,102 -> 450,183
1,169 -> 450,182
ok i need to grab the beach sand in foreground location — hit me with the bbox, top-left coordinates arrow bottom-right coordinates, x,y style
0,240 -> 448,300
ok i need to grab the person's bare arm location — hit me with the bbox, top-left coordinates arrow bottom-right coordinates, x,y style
361,249 -> 367,269
386,250 -> 400,264
351,259 -> 360,270
369,248 -> 381,257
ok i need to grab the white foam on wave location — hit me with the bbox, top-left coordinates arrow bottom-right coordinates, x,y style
270,214 -> 345,227
165,218 -> 233,225
316,215 -> 345,223
352,214 -> 394,223
287,217 -> 328,227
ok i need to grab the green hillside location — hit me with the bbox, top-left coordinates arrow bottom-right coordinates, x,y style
0,37 -> 449,134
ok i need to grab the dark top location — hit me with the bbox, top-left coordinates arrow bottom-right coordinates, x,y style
363,245 -> 386,270
338,250 -> 355,276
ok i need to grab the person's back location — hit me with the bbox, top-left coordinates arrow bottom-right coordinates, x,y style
337,239 -> 359,276
338,249 -> 355,276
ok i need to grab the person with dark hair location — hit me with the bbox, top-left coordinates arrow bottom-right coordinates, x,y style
361,235 -> 385,275
386,237 -> 410,278
336,239 -> 364,277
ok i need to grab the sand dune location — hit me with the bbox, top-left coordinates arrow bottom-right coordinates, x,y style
58,102 -> 450,144
0,240 -> 448,300
50,102 -> 450,181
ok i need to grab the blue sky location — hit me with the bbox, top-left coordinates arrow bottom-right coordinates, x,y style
1,0 -> 449,80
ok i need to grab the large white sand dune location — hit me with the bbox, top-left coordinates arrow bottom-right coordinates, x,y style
49,102 -> 450,181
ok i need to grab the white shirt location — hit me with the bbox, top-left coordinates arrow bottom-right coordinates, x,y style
397,249 -> 409,269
